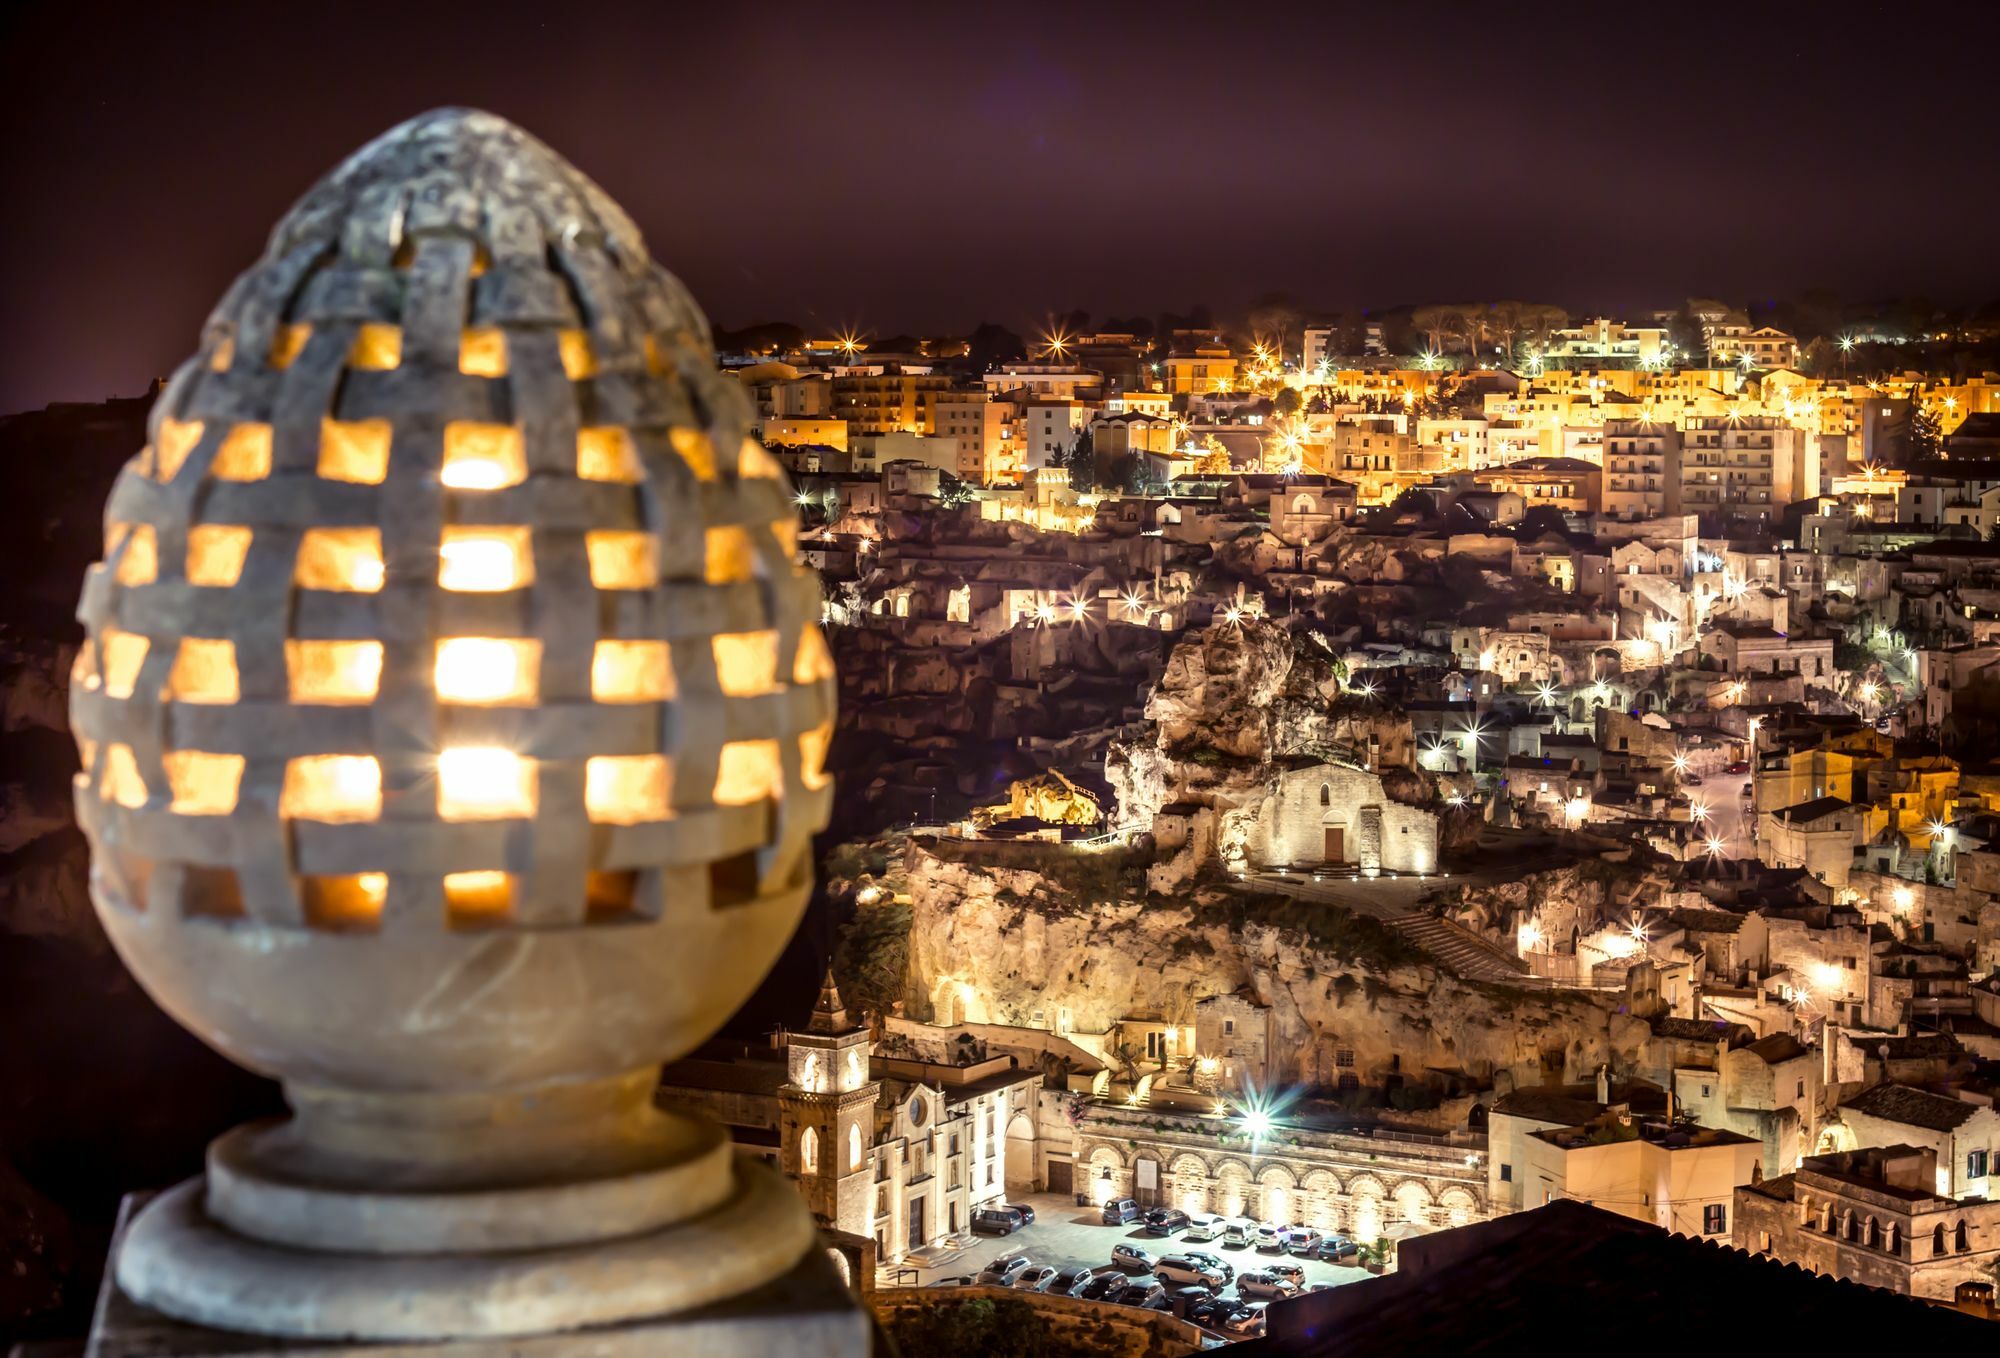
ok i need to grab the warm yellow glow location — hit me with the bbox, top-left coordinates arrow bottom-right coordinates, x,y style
713,631 -> 780,696
591,640 -> 674,702
295,528 -> 385,592
439,527 -> 532,591
286,640 -> 383,704
154,419 -> 204,483
102,743 -> 147,808
269,324 -> 311,369
302,873 -> 387,930
585,754 -> 673,823
435,638 -> 540,705
801,721 -> 833,790
459,328 -> 507,377
713,739 -> 782,805
444,871 -> 514,926
1892,886 -> 1915,911
113,524 -> 158,585
212,423 -> 272,480
669,427 -> 718,480
770,519 -> 799,558
210,335 -> 235,371
437,747 -> 535,820
441,422 -> 526,489
705,526 -> 756,583
739,438 -> 782,479
586,532 -> 657,588
281,755 -> 382,822
169,639 -> 238,704
163,750 -> 244,815
101,631 -> 149,699
558,330 -> 598,379
318,418 -> 392,484
578,426 -> 642,482
349,324 -> 402,371
186,526 -> 252,586
793,628 -> 835,685
1519,921 -> 1544,952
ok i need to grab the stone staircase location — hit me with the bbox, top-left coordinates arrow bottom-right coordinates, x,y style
1386,913 -> 1533,982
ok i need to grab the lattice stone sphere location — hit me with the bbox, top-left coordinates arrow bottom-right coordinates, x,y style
70,109 -> 835,1093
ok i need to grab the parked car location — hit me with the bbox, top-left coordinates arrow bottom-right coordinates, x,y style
926,1275 -> 974,1289
1078,1272 -> 1125,1302
1110,1278 -> 1166,1309
1155,1255 -> 1228,1290
971,1207 -> 1025,1236
1312,1235 -> 1359,1262
1220,1303 -> 1269,1338
1168,1285 -> 1214,1319
1100,1196 -> 1140,1225
1264,1260 -> 1306,1288
977,1255 -> 1033,1286
1283,1227 -> 1324,1256
1253,1223 -> 1289,1252
1238,1270 -> 1302,1301
1724,760 -> 1750,775
1182,1212 -> 1228,1243
1141,1207 -> 1191,1237
1044,1267 -> 1094,1298
1222,1218 -> 1259,1248
1183,1249 -> 1235,1284
1011,1265 -> 1059,1292
1110,1243 -> 1156,1273
1682,774 -> 1704,786
1006,1203 -> 1037,1227
1188,1296 -> 1241,1330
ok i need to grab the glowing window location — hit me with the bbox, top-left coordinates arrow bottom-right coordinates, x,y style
154,419 -> 205,483
287,640 -> 383,704
102,743 -> 148,808
459,328 -> 507,377
295,528 -> 385,592
318,419 -> 392,484
445,871 -> 515,927
212,423 -> 272,481
302,873 -> 388,931
712,632 -> 780,696
437,748 -> 535,820
101,631 -> 149,699
113,524 -> 158,585
269,325 -> 311,369
713,739 -> 782,805
435,638 -> 540,705
441,423 -> 526,489
591,640 -> 674,702
281,756 -> 381,823
163,750 -> 243,815
669,427 -> 718,480
585,754 -> 673,824
705,527 -> 757,584
439,527 -> 532,591
169,639 -> 239,704
578,427 -> 642,482
186,526 -> 252,586
558,330 -> 598,379
349,324 -> 402,371
586,532 -> 657,588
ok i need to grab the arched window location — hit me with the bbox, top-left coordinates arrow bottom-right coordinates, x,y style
1865,1217 -> 1880,1249
1843,1211 -> 1858,1242
1934,1224 -> 1947,1256
1956,1221 -> 1970,1253
1319,784 -> 1331,807
800,1126 -> 819,1175
1887,1223 -> 1901,1255
848,1122 -> 863,1172
1819,1202 -> 1833,1233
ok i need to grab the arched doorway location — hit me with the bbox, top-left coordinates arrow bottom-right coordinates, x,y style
1004,1112 -> 1036,1190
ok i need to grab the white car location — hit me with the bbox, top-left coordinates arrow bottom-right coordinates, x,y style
1182,1212 -> 1227,1243
1110,1243 -> 1156,1273
1011,1265 -> 1059,1292
976,1255 -> 1032,1286
1222,1218 -> 1258,1248
1238,1270 -> 1301,1301
1253,1223 -> 1289,1252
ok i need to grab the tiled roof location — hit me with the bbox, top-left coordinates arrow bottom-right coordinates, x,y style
1841,1083 -> 1982,1133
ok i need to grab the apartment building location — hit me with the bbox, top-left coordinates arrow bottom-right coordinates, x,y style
1602,419 -> 1681,521
1670,416 -> 1815,519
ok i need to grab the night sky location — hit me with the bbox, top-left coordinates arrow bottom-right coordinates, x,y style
3,1 -> 1997,413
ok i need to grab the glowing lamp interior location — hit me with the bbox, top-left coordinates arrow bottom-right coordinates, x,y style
439,528 -> 531,591
441,423 -> 526,489
102,743 -> 148,808
295,528 -> 385,592
712,631 -> 780,697
705,527 -> 757,584
287,640 -> 384,704
153,419 -> 204,482
169,639 -> 239,704
557,330 -> 597,379
669,427 -> 717,480
114,524 -> 158,585
349,324 -> 402,370
269,325 -> 310,369
212,423 -> 272,480
281,756 -> 382,823
800,722 -> 833,790
585,754 -> 673,824
318,418 -> 392,485
186,526 -> 252,587
577,427 -> 641,482
793,628 -> 835,684
437,748 -> 535,820
713,739 -> 782,806
101,631 -> 149,699
585,532 -> 657,589
435,638 -> 540,705
591,640 -> 674,702
302,873 -> 388,931
444,871 -> 514,927
459,328 -> 506,377
164,750 -> 244,815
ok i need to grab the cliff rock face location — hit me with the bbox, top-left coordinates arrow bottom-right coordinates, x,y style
890,841 -> 1650,1091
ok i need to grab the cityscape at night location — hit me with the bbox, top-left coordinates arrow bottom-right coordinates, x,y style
3,4 -> 2000,1356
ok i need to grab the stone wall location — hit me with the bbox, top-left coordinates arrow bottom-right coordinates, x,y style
1241,763 -> 1439,873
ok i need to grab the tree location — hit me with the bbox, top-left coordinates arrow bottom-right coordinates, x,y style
964,321 -> 1025,372
935,472 -> 975,509
1056,429 -> 1094,489
1274,387 -> 1304,418
1667,306 -> 1709,367
1905,398 -> 1944,462
1411,306 -> 1456,359
1521,303 -> 1569,354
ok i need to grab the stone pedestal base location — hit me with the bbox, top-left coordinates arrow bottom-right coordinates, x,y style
87,1165 -> 866,1356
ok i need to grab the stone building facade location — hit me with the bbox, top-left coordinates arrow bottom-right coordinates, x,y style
1735,1146 -> 2000,1302
1074,1102 -> 1487,1243
1244,762 -> 1439,874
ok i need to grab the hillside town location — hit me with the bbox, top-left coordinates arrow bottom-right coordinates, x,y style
643,304 -> 2000,1338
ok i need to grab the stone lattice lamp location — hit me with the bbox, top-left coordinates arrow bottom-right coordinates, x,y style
71,109 -> 854,1349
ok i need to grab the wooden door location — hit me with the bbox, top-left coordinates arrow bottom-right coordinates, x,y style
1324,827 -> 1344,862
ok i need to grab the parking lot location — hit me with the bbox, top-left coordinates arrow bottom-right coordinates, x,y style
887,1191 -> 1375,1310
